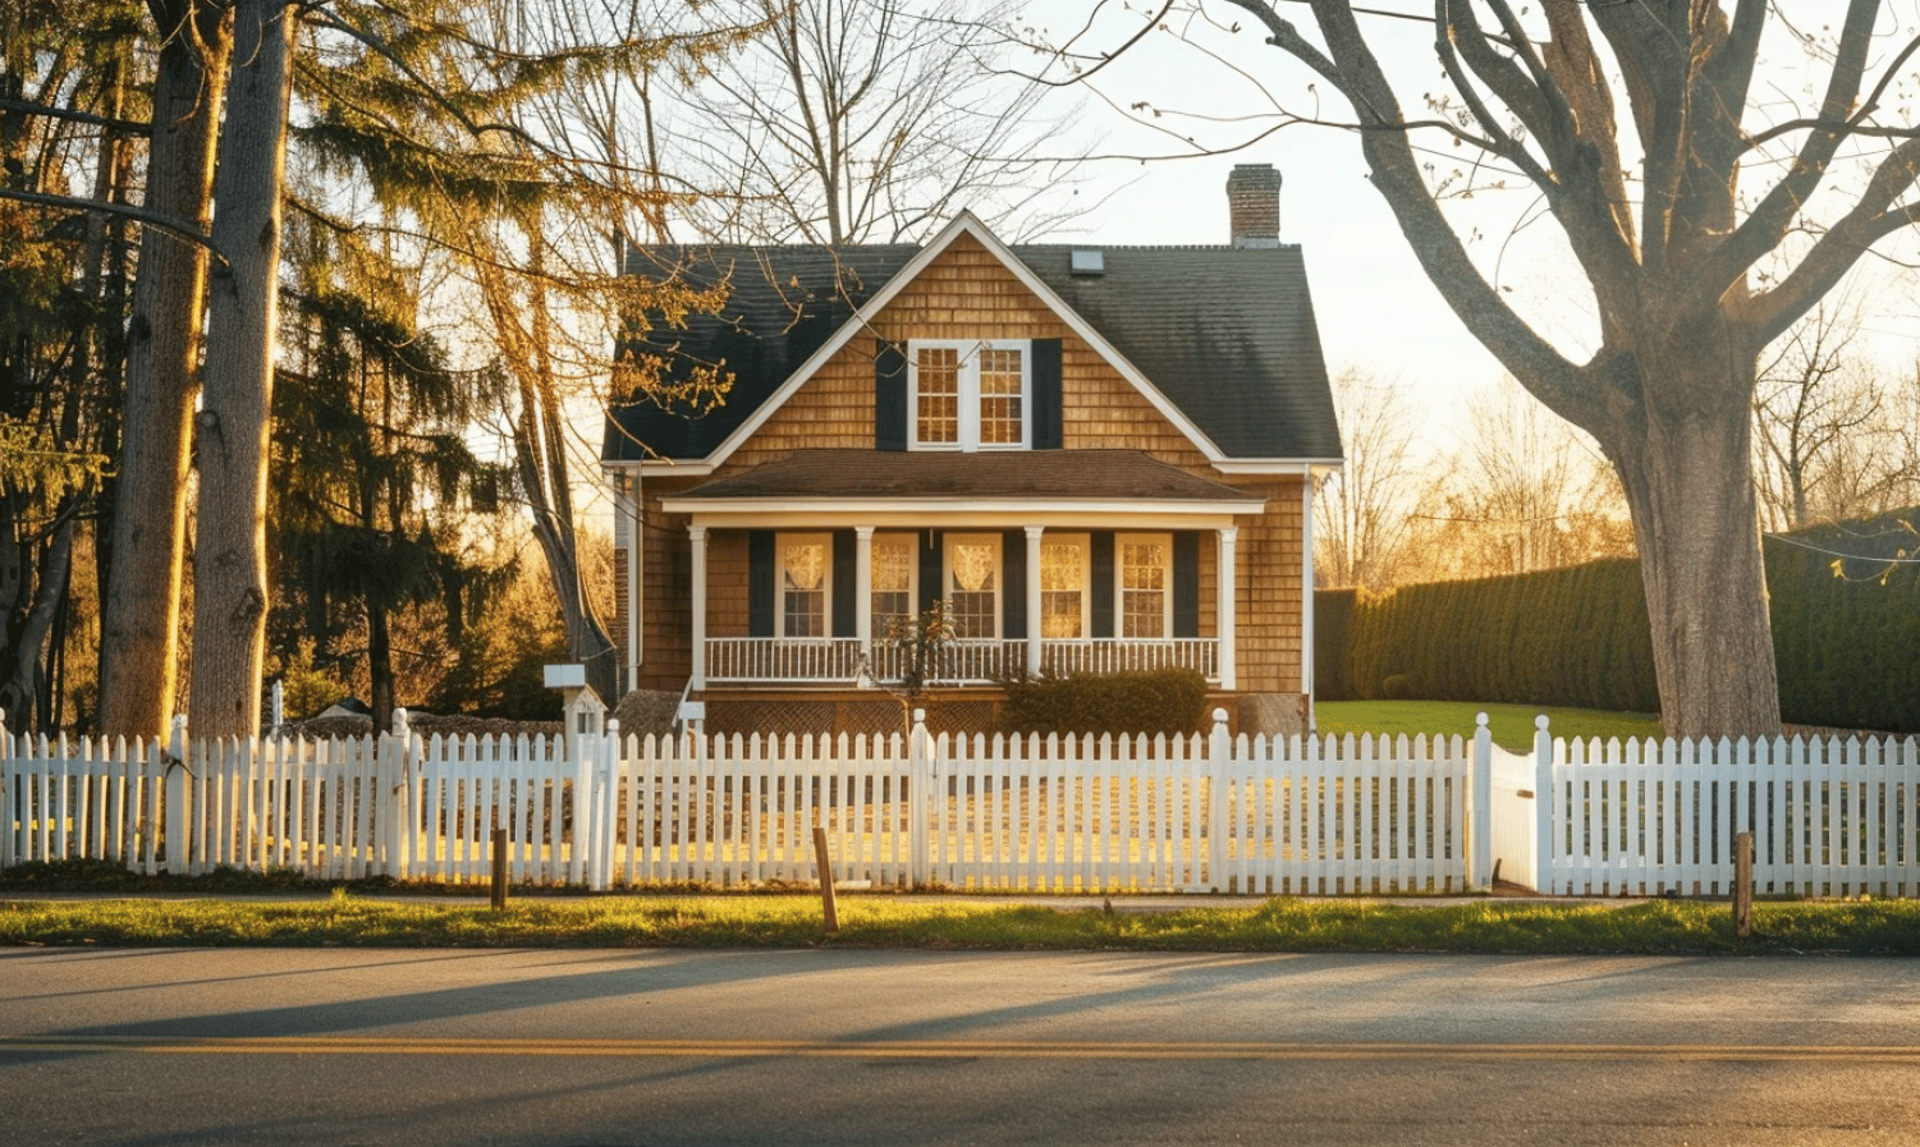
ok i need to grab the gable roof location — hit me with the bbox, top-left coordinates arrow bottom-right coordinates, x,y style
604,217 -> 1342,466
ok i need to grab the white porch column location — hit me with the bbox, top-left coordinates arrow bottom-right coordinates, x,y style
688,524 -> 708,691
1024,525 -> 1044,675
1217,526 -> 1239,691
855,526 -> 875,685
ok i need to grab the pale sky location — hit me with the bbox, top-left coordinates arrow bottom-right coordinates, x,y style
1015,0 -> 1919,433
579,1 -> 1919,525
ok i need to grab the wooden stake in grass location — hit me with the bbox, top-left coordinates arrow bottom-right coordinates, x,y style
1734,832 -> 1753,940
812,825 -> 838,934
491,828 -> 509,911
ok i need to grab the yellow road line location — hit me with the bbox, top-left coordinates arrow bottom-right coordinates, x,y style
3,1035 -> 1917,1063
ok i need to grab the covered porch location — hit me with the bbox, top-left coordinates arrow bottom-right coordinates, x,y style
660,450 -> 1265,692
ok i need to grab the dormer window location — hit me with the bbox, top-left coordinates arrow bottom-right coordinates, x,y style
910,340 -> 1029,450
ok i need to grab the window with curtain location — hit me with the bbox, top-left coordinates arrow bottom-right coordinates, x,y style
870,534 -> 914,636
1040,536 -> 1087,638
780,535 -> 829,638
1120,536 -> 1169,638
945,535 -> 999,638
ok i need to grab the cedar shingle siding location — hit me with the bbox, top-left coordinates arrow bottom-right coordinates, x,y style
609,216 -> 1336,705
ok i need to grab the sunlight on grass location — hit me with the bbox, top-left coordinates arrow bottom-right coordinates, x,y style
3,894 -> 1912,956
1315,701 -> 1664,752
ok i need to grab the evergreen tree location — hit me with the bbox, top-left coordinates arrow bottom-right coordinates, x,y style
271,218 -> 509,732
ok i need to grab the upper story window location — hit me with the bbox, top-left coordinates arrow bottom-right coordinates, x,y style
910,341 -> 1029,451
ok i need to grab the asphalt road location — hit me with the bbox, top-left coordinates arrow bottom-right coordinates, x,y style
2,946 -> 1917,1145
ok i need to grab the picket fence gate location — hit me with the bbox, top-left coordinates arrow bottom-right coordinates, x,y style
5,710 -> 1916,897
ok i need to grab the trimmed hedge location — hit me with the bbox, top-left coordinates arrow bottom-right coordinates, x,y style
997,668 -> 1210,737
1312,587 -> 1357,701
1314,508 -> 1920,732
1767,513 -> 1920,731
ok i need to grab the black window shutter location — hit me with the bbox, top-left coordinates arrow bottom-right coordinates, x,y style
1172,532 -> 1200,638
832,530 -> 856,637
1001,530 -> 1026,639
1030,338 -> 1063,450
1090,531 -> 1114,639
918,530 -> 941,614
875,340 -> 908,451
748,530 -> 775,637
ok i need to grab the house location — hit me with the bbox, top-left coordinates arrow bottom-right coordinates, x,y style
601,164 -> 1342,737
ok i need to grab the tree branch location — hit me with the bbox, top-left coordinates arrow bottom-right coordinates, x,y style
1689,0 -> 1882,297
0,187 -> 221,262
1742,136 -> 1920,345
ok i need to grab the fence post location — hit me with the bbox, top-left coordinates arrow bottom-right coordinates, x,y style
387,707 -> 412,880
0,708 -> 11,872
1532,714 -> 1552,895
1208,708 -> 1230,891
1470,713 -> 1493,891
595,718 -> 621,892
570,726 -> 590,888
165,714 -> 188,875
909,707 -> 929,889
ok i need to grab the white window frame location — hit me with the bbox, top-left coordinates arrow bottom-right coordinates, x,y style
1039,533 -> 1090,640
943,532 -> 1003,640
776,531 -> 833,640
1116,532 -> 1174,640
908,339 -> 1031,452
869,532 -> 918,637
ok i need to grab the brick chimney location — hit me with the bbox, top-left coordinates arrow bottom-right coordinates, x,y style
1227,164 -> 1281,248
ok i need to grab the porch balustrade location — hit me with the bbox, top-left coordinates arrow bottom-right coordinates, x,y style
702,636 -> 1219,685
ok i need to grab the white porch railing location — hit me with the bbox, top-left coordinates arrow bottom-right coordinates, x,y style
706,637 -> 865,683
1040,638 -> 1218,680
704,637 -> 1220,685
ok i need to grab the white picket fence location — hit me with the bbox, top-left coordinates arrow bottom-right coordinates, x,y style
0,717 -> 615,886
1531,718 -> 1920,898
5,709 -> 1916,897
0,710 -> 1481,893
612,721 -> 1477,894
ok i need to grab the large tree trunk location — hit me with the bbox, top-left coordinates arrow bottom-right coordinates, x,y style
100,0 -> 230,739
367,602 -> 394,734
190,0 -> 293,738
1605,332 -> 1782,740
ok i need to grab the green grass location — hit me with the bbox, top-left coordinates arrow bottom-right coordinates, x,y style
2,894 -> 1914,956
1316,700 -> 1664,753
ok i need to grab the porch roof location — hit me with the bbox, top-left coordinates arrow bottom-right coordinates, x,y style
667,449 -> 1262,504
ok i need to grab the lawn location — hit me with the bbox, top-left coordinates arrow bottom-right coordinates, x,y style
2,894 -> 1914,956
1314,700 -> 1664,753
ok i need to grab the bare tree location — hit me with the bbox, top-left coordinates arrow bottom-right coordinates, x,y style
1082,1 -> 1920,736
1314,366 -> 1429,591
1754,300 -> 1920,531
654,0 -> 1086,243
1423,375 -> 1633,580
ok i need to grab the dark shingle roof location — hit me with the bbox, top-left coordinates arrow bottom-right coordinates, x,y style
604,235 -> 1341,463
669,449 -> 1263,504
